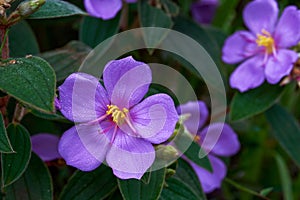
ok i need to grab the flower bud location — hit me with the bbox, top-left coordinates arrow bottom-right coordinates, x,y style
155,145 -> 178,160
17,0 -> 45,18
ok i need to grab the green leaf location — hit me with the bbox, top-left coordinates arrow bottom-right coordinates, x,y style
161,0 -> 179,16
80,15 -> 121,48
0,56 -> 56,113
174,159 -> 206,199
9,21 -> 39,57
29,0 -> 86,19
40,41 -> 91,82
173,16 -> 225,79
29,109 -> 66,121
259,187 -> 273,197
0,114 -> 13,153
275,154 -> 293,200
230,84 -> 284,121
1,124 -> 31,187
118,168 -> 166,200
139,1 -> 173,53
160,177 -> 200,200
174,126 -> 212,172
59,165 -> 117,200
4,153 -> 53,200
266,104 -> 300,166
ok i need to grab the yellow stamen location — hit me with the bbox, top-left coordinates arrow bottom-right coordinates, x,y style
256,29 -> 275,54
106,105 -> 129,125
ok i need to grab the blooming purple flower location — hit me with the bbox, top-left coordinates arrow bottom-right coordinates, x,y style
222,0 -> 300,92
57,56 -> 178,179
177,101 -> 240,193
191,0 -> 219,24
84,0 -> 137,20
31,133 -> 61,161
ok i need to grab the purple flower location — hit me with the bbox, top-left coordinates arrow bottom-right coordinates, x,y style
222,0 -> 300,92
177,101 -> 240,193
191,0 -> 219,24
31,133 -> 61,161
84,0 -> 137,20
57,56 -> 178,179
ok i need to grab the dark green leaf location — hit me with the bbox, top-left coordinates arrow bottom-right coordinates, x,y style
1,124 -> 31,187
173,16 -> 225,79
174,159 -> 206,199
161,0 -> 179,16
29,108 -> 66,121
139,1 -> 173,53
160,177 -> 200,200
29,0 -> 86,19
0,114 -> 13,153
40,41 -> 91,82
275,154 -> 293,200
4,153 -> 53,200
118,168 -> 166,200
0,56 -> 56,113
9,21 -> 39,57
266,104 -> 300,166
230,84 -> 284,121
80,15 -> 121,48
59,165 -> 117,200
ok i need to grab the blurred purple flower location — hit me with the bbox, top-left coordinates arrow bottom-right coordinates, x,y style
191,0 -> 219,24
84,0 -> 137,20
222,0 -> 300,92
57,56 -> 178,179
177,101 -> 240,193
31,133 -> 61,161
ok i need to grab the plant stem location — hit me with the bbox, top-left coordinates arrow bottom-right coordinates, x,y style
224,178 -> 270,200
0,26 -> 9,126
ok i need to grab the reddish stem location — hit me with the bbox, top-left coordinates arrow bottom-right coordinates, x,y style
0,26 -> 9,126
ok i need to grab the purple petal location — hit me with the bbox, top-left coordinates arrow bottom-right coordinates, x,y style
229,55 -> 265,92
58,125 -> 109,171
199,123 -> 240,157
126,94 -> 178,144
106,130 -> 155,179
177,101 -> 208,135
274,6 -> 300,48
222,31 -> 257,64
265,49 -> 298,84
31,133 -> 61,161
243,0 -> 278,34
191,0 -> 219,24
103,56 -> 152,108
58,73 -> 109,123
84,0 -> 122,20
188,155 -> 226,193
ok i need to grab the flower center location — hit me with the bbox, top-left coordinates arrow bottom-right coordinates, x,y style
106,105 -> 129,125
256,30 -> 275,54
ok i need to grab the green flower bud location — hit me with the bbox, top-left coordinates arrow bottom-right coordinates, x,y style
17,0 -> 45,18
155,145 -> 178,160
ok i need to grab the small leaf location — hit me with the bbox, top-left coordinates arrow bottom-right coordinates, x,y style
9,21 -> 39,57
139,1 -> 173,53
1,124 -> 31,187
4,153 -> 53,200
40,41 -> 91,82
59,165 -> 117,200
266,104 -> 300,166
161,0 -> 179,16
118,168 -> 166,200
29,0 -> 86,19
80,15 -> 121,48
160,177 -> 201,200
231,84 -> 284,121
275,154 -> 293,200
0,56 -> 56,113
0,114 -> 13,153
174,159 -> 206,199
259,187 -> 273,197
